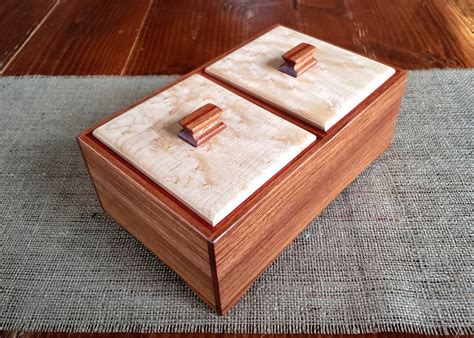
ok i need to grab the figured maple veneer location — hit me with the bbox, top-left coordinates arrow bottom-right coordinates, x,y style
206,26 -> 396,131
92,75 -> 315,226
79,25 -> 407,315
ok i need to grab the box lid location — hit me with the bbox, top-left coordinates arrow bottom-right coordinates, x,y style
205,26 -> 395,131
93,74 -> 315,226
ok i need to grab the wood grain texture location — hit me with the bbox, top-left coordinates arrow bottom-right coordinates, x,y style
447,0 -> 474,32
1,0 -> 471,75
122,0 -> 474,74
78,135 -> 215,308
210,69 -> 407,314
1,0 -> 152,75
92,74 -> 315,226
206,26 -> 395,131
0,0 -> 58,70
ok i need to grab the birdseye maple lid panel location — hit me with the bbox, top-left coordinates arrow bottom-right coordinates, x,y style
205,26 -> 396,131
93,74 -> 316,226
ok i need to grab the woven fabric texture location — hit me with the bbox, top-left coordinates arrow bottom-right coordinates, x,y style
0,71 -> 472,334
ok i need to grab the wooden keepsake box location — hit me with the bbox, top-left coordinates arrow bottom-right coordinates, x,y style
78,25 -> 407,314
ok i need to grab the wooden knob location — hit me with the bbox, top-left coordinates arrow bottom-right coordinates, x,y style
278,43 -> 317,78
178,103 -> 226,147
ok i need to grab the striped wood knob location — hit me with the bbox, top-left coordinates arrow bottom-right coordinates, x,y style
178,103 -> 226,147
278,42 -> 317,78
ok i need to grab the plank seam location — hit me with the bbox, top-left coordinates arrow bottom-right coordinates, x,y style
120,0 -> 154,75
0,0 -> 61,74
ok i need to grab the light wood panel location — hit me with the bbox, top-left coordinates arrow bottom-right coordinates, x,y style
206,26 -> 395,131
92,74 -> 315,226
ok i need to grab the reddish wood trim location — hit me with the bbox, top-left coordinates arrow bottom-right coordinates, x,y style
207,240 -> 223,315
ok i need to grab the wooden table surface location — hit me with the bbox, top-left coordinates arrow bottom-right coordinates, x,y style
1,0 -> 472,337
0,0 -> 472,75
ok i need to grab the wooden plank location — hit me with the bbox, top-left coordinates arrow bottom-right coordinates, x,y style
444,0 -> 474,63
211,70 -> 408,313
293,0 -> 474,69
2,0 -> 152,75
0,0 -> 58,71
122,0 -> 253,75
1,0 -> 471,74
123,0 -> 473,74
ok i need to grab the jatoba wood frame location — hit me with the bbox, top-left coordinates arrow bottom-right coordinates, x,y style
78,24 -> 408,315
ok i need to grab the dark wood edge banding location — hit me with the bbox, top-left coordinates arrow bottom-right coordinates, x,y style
207,240 -> 223,314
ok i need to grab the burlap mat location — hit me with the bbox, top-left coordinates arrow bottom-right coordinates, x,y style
0,71 -> 472,334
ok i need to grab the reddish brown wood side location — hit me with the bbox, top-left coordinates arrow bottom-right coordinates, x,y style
78,136 -> 216,309
211,71 -> 408,314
